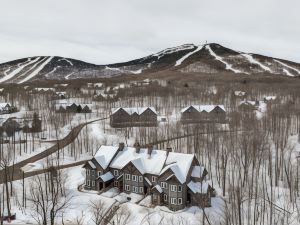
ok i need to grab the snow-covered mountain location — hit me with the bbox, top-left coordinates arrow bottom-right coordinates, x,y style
0,43 -> 300,84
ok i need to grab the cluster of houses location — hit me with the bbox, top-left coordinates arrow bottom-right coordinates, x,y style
55,103 -> 92,113
110,105 -> 227,128
84,143 -> 213,211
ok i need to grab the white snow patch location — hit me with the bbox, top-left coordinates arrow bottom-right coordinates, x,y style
175,45 -> 202,66
206,45 -> 243,73
242,54 -> 272,72
65,72 -> 75,80
0,57 -> 40,83
274,59 -> 300,75
58,58 -> 73,66
18,56 -> 54,84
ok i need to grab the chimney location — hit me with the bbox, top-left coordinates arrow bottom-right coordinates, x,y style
166,147 -> 172,155
118,142 -> 125,151
147,144 -> 153,157
134,142 -> 141,154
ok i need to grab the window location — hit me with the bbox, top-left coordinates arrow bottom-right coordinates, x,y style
164,194 -> 168,201
114,181 -> 118,187
125,174 -> 131,180
87,180 -> 90,186
133,186 -> 138,193
152,176 -> 157,183
178,198 -> 182,205
171,185 -> 177,192
125,184 -> 130,191
87,170 -> 90,175
139,176 -> 143,182
178,185 -> 182,192
161,182 -> 168,189
139,187 -> 144,193
132,175 -> 137,182
98,171 -> 102,177
91,170 -> 95,176
114,170 -> 119,176
170,198 -> 177,205
92,181 -> 95,187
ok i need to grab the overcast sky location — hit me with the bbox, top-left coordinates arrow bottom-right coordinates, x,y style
0,0 -> 299,64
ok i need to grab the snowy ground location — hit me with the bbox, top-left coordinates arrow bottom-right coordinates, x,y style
5,166 -> 225,225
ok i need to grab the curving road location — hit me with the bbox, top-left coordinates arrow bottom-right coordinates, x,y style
0,117 -> 107,184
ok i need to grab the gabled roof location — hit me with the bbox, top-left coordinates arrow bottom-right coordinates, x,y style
94,145 -> 119,169
187,181 -> 210,194
110,147 -> 167,175
99,171 -> 114,182
0,103 -> 10,109
191,166 -> 206,178
181,105 -> 225,113
112,107 -> 157,115
86,161 -> 96,169
160,152 -> 195,184
152,185 -> 163,193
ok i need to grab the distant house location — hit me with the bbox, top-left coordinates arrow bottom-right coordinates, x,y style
23,113 -> 42,133
0,118 -> 21,136
234,91 -> 246,97
110,107 -> 157,128
180,105 -> 226,124
263,96 -> 277,103
84,144 -> 213,211
33,88 -> 55,94
56,103 -> 92,113
238,100 -> 259,111
54,92 -> 67,99
0,103 -> 17,115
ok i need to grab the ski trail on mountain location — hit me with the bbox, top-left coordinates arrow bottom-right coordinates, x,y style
58,58 -> 73,66
175,45 -> 203,66
274,59 -> 300,75
0,57 -> 40,83
242,54 -> 272,73
18,56 -> 54,84
206,45 -> 242,73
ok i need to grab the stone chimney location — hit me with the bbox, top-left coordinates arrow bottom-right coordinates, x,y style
134,142 -> 141,154
147,144 -> 153,157
166,147 -> 172,155
118,142 -> 125,151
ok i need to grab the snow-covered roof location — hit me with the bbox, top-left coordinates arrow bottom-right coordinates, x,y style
110,147 -> 167,175
152,184 -> 163,193
0,103 -> 10,109
99,171 -> 114,182
94,145 -> 119,169
88,161 -> 96,169
187,181 -> 210,194
181,105 -> 225,113
264,96 -> 276,101
34,88 -> 55,92
191,166 -> 205,178
160,152 -> 195,184
239,100 -> 257,106
112,107 -> 157,115
234,91 -> 246,96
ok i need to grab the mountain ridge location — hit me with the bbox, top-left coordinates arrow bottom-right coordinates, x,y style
0,43 -> 300,84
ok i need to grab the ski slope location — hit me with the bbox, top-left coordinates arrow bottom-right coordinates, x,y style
242,54 -> 272,73
0,57 -> 40,83
175,45 -> 203,66
206,45 -> 242,73
18,56 -> 54,84
274,59 -> 300,75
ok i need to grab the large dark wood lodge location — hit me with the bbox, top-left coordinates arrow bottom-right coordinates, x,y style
181,105 -> 226,124
83,144 -> 214,211
110,107 -> 157,128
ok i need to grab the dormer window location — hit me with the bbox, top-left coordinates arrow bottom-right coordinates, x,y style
152,176 -> 157,183
114,170 -> 119,176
